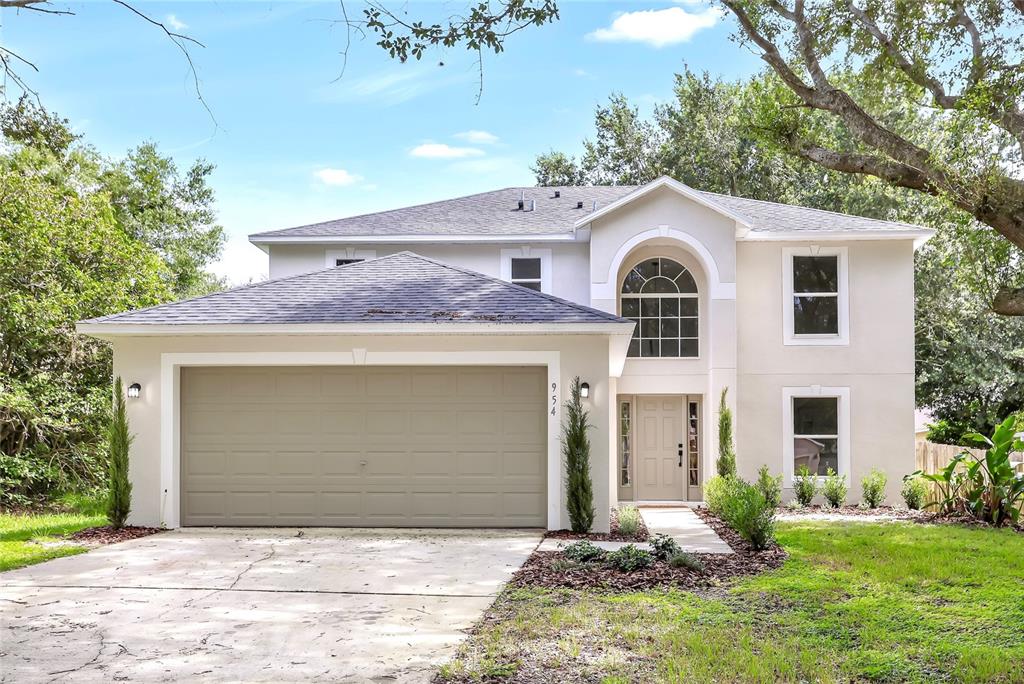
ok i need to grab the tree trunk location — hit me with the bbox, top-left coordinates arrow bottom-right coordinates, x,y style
993,287 -> 1024,316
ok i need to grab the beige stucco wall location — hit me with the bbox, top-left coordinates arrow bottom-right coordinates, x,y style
111,333 -> 615,532
735,240 -> 917,503
267,242 -> 592,305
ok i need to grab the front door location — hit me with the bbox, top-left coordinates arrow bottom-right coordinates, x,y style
636,396 -> 684,500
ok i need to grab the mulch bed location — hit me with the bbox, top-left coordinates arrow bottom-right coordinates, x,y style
544,507 -> 650,542
515,509 -> 785,592
67,525 -> 163,546
775,504 -> 925,519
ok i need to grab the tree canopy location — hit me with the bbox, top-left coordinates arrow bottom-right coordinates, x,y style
0,101 -> 224,503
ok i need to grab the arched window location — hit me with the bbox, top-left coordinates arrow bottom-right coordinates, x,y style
621,257 -> 699,358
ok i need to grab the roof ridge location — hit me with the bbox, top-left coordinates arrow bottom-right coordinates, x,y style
389,251 -> 625,323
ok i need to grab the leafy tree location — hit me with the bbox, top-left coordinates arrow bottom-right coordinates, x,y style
107,377 -> 133,528
0,152 -> 168,502
716,388 -> 737,478
102,143 -> 226,298
563,377 -> 595,532
720,0 -> 1024,315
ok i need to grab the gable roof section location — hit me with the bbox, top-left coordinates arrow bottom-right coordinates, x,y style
78,252 -> 629,330
248,176 -> 933,243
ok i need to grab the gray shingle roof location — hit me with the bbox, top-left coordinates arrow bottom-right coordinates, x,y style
250,186 -> 636,239
248,180 -> 931,240
80,252 -> 628,326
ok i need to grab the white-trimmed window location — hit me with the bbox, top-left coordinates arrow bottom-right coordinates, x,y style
620,257 -> 699,358
782,386 -> 850,484
325,248 -> 376,269
618,399 -> 632,486
500,248 -> 552,293
782,247 -> 849,345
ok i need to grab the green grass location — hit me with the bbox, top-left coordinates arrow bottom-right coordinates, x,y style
0,493 -> 106,572
439,521 -> 1024,683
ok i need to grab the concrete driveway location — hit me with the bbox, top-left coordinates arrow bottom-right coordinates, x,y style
0,527 -> 541,683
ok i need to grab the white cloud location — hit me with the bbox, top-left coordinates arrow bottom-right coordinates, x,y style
409,143 -> 484,159
313,168 -> 362,186
586,6 -> 722,48
315,67 -> 472,106
166,14 -> 188,31
453,130 -> 499,145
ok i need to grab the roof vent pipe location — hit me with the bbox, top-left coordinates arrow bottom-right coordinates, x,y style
576,201 -> 584,209
554,190 -> 561,198
517,199 -> 524,210
522,199 -> 535,212
592,200 -> 598,211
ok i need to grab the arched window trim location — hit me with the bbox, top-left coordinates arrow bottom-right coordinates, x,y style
621,257 -> 700,359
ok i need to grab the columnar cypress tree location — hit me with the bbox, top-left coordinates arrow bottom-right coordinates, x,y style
563,377 -> 595,532
716,387 -> 737,478
107,377 -> 133,529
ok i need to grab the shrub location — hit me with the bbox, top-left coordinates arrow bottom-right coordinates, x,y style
606,544 -> 653,572
919,414 -> 1024,525
716,388 -> 737,477
668,550 -> 704,572
861,468 -> 888,509
725,482 -> 776,550
562,540 -> 605,563
616,505 -> 642,538
822,469 -> 848,509
793,465 -> 819,506
704,475 -> 743,518
649,533 -> 680,561
562,377 -> 595,532
107,377 -> 133,529
755,465 -> 782,510
901,474 -> 927,510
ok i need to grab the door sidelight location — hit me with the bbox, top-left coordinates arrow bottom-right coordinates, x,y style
678,443 -> 683,467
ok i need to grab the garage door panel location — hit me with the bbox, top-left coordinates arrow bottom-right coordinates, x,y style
182,366 -> 546,527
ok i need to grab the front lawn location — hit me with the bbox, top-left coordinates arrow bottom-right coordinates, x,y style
438,521 -> 1024,683
0,494 -> 105,572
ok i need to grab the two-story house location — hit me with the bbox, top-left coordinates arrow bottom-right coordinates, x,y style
78,176 -> 932,532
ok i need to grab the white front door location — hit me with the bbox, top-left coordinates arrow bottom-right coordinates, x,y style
636,396 -> 684,500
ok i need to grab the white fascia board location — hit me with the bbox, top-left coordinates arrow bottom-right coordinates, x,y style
248,233 -> 579,245
739,229 -> 935,243
76,321 -> 636,338
573,176 -> 754,229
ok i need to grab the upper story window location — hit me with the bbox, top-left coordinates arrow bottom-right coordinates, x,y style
621,257 -> 699,358
501,248 -> 552,294
510,257 -> 542,291
783,247 -> 849,345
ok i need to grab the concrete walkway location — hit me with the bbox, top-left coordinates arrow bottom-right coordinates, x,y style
537,506 -> 732,554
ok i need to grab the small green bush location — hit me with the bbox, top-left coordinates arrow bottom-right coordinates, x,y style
725,483 -> 776,550
755,465 -> 782,510
668,550 -> 705,572
705,475 -> 743,518
562,540 -> 605,563
615,505 -> 642,538
793,465 -> 819,506
861,468 -> 888,508
649,533 -> 680,561
901,474 -> 927,510
606,544 -> 653,572
822,468 -> 848,509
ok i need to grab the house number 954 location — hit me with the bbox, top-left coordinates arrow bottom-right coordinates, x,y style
551,382 -> 557,416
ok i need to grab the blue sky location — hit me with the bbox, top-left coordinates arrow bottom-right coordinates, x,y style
3,1 -> 763,282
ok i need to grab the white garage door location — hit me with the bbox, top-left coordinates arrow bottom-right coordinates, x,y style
180,366 -> 547,527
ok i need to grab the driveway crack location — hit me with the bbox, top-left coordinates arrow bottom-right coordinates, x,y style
228,543 -> 277,590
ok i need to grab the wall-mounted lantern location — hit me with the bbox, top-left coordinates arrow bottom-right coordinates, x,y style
580,382 -> 590,399
127,383 -> 142,399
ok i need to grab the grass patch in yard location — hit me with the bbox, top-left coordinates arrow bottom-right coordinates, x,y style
439,521 -> 1024,683
0,494 -> 106,572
